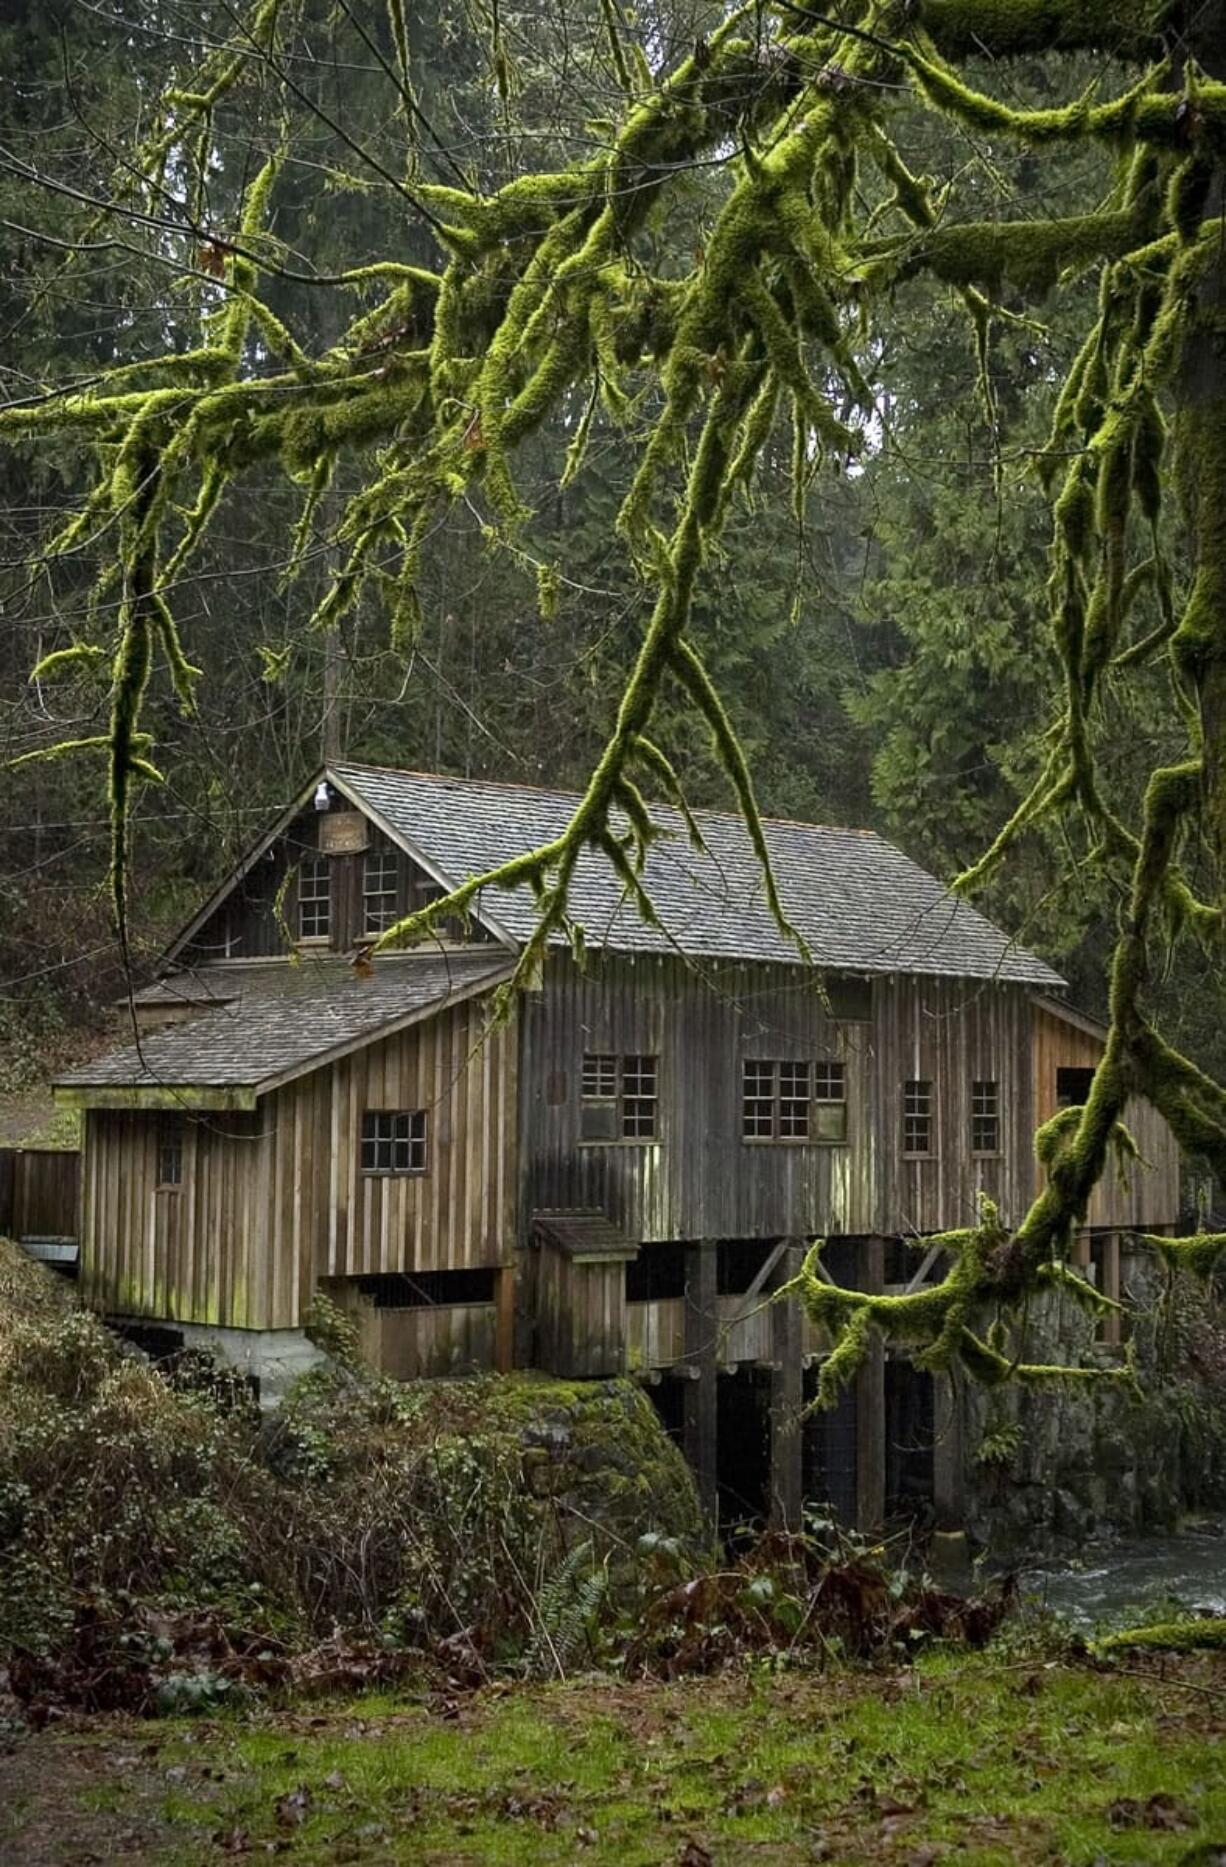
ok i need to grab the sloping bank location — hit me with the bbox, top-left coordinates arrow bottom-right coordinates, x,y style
0,1239 -> 702,1712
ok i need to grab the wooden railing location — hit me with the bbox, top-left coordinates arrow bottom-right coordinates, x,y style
627,1293 -> 823,1372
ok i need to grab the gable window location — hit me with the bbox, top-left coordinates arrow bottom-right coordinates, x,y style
741,1059 -> 847,1142
903,1080 -> 933,1156
298,856 -> 331,940
361,1109 -> 427,1175
581,1053 -> 658,1141
363,850 -> 399,934
971,1079 -> 1000,1154
157,1120 -> 183,1189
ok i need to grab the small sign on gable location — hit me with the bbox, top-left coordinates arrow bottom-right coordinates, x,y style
319,810 -> 370,855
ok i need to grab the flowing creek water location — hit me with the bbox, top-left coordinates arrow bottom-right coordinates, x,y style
1021,1518 -> 1226,1629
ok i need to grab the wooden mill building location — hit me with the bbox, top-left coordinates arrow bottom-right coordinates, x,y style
56,762 -> 1180,1530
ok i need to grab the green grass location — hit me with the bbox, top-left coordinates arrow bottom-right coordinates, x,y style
5,1651 -> 1226,1864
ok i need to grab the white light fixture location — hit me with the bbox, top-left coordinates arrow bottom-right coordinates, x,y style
314,781 -> 331,812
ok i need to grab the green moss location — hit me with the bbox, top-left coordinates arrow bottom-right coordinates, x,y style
919,0 -> 1168,60
1093,1617 -> 1226,1654
877,209 -> 1152,297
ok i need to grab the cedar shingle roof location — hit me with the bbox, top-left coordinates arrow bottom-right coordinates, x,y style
331,762 -> 1064,987
58,953 -> 511,1095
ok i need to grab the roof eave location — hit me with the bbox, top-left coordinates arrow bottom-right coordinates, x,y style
54,1083 -> 259,1112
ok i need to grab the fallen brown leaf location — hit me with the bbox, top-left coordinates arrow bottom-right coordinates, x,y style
274,1785 -> 312,1828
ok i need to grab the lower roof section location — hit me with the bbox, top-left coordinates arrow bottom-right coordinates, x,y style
531,1210 -> 641,1261
55,952 -> 514,1109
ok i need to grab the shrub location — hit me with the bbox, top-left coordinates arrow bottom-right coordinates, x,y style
0,1249 -> 570,1705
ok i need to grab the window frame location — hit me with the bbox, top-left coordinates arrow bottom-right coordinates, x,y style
971,1078 -> 1001,1156
902,1079 -> 934,1158
579,1052 -> 659,1143
298,855 -> 332,942
1056,1065 -> 1096,1109
360,1109 -> 428,1176
740,1057 -> 847,1145
362,848 -> 399,935
156,1118 -> 184,1191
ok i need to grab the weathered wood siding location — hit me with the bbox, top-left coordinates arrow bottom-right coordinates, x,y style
0,1147 -> 80,1239
536,1247 -> 629,1378
262,992 -> 517,1319
80,994 -> 516,1330
329,1283 -> 499,1378
870,973 -> 1037,1234
182,815 -> 491,963
80,1109 -> 267,1325
1032,1003 -> 1180,1230
519,953 -> 874,1243
519,954 -> 1045,1244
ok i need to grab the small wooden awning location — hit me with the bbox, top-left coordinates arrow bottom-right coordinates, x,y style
531,1210 -> 640,1263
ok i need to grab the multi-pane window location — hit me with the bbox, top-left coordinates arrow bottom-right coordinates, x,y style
622,1056 -> 658,1138
298,856 -> 331,939
743,1060 -> 776,1138
903,1080 -> 933,1156
971,1079 -> 1000,1154
812,1062 -> 847,1141
361,1110 -> 427,1175
157,1120 -> 183,1188
580,1053 -> 658,1140
363,850 -> 399,934
779,1061 -> 811,1138
741,1059 -> 847,1142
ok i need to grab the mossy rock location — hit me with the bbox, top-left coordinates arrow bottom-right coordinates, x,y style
376,1371 -> 705,1569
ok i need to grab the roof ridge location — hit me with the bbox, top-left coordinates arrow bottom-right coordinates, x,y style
331,759 -> 883,840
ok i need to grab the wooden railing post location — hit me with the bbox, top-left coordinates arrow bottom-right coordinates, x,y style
495,1261 -> 516,1373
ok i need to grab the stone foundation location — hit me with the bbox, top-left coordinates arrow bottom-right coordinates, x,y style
110,1316 -> 329,1405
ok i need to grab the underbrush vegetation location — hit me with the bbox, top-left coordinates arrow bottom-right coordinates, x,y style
1,1242 -> 1020,1722
0,1242 -> 562,1712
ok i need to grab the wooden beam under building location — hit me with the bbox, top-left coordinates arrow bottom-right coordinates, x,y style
931,1371 -> 964,1529
769,1239 -> 804,1531
683,1239 -> 719,1526
855,1235 -> 886,1536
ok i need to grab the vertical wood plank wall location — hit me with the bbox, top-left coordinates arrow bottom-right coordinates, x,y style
266,992 -> 517,1321
518,955 -> 1061,1245
870,972 -> 1036,1235
78,957 -> 1180,1341
1031,1004 -> 1180,1229
0,1148 -> 81,1239
518,954 -> 876,1243
80,994 -> 516,1329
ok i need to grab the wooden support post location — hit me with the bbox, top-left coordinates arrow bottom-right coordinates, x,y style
855,1236 -> 886,1537
495,1262 -> 516,1374
931,1372 -> 964,1529
769,1240 -> 804,1531
683,1240 -> 719,1528
1103,1233 -> 1122,1348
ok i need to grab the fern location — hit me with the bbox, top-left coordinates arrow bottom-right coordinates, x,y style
524,1539 -> 608,1680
